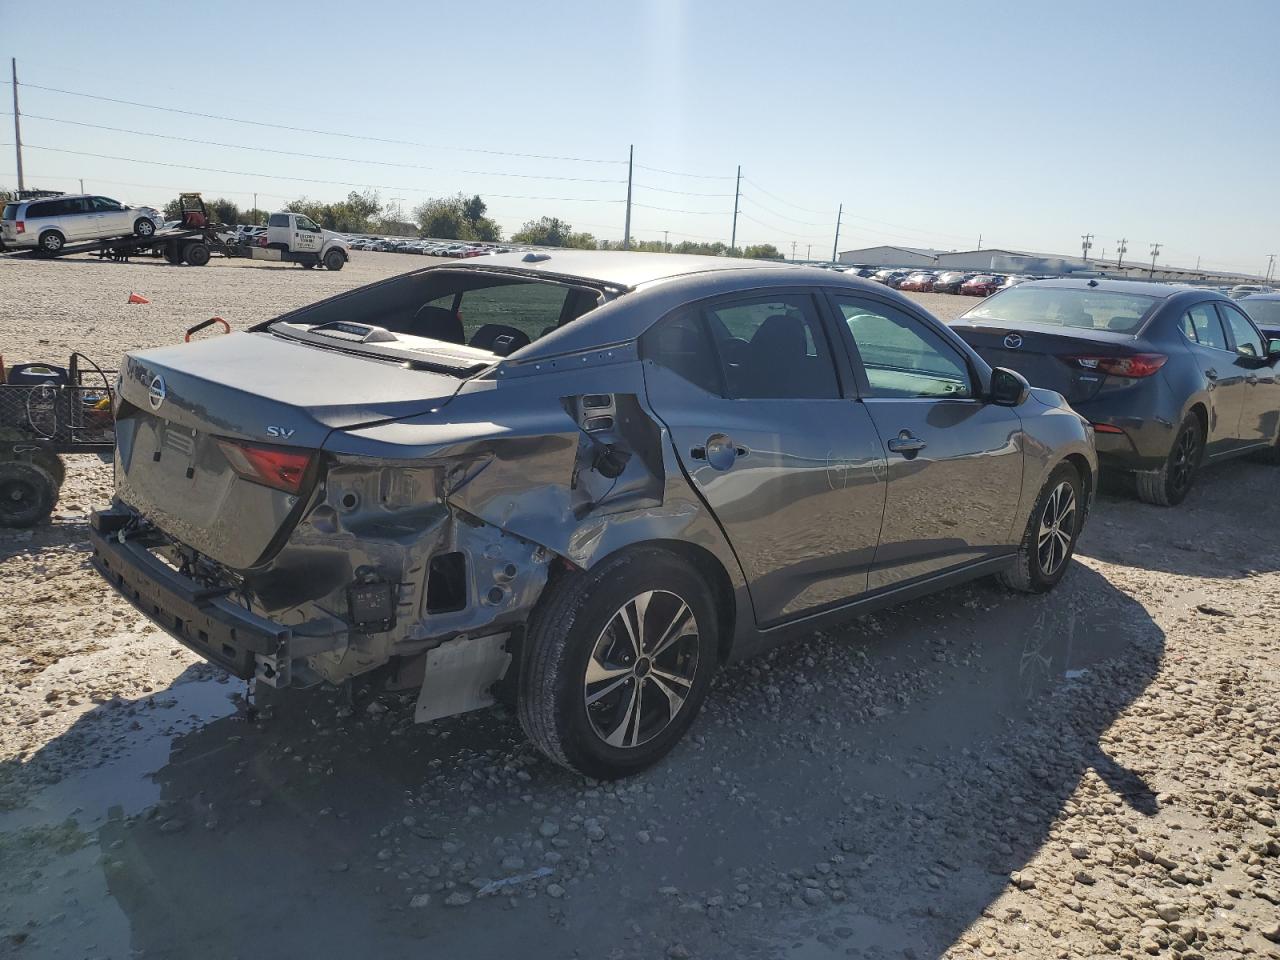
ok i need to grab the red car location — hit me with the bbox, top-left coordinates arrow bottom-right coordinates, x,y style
959,274 -> 1004,297
897,271 -> 937,292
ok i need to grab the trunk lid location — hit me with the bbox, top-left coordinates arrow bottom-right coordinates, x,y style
114,331 -> 469,568
949,322 -> 1142,404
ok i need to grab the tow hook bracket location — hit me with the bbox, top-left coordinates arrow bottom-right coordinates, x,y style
414,633 -> 512,723
253,616 -> 349,689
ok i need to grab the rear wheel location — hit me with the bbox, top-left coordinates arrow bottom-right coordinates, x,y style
1136,413 -> 1202,506
0,461 -> 58,528
163,242 -> 182,264
323,248 -> 345,271
518,548 -> 718,779
999,462 -> 1083,593
133,217 -> 156,238
183,242 -> 211,266
38,230 -> 65,255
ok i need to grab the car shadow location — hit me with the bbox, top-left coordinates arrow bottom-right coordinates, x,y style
1078,456 -> 1280,579
1,557 -> 1162,959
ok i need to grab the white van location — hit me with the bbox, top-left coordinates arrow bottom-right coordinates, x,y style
1,194 -> 159,254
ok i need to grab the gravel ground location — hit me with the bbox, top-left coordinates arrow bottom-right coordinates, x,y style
0,252 -> 1277,959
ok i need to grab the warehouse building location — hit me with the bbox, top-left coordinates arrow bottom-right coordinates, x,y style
834,245 -> 948,267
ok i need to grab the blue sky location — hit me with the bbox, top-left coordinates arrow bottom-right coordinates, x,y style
2,0 -> 1276,273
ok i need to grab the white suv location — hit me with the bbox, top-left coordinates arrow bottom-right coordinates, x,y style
1,194 -> 159,254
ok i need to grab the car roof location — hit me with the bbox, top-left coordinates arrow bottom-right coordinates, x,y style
1241,292 -> 1280,301
458,250 -> 781,290
1019,278 -> 1197,299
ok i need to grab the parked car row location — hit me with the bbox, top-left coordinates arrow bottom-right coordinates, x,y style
346,237 -> 516,257
867,268 -> 1029,296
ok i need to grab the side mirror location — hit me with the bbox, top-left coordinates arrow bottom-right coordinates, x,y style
988,366 -> 1030,406
1268,338 -> 1280,360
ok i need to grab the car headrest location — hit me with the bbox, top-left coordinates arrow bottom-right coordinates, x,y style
411,304 -> 464,344
470,324 -> 532,357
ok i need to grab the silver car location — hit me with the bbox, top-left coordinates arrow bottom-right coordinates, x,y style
1,193 -> 159,253
90,252 -> 1096,778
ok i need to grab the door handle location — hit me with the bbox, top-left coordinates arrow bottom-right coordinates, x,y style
887,431 -> 927,455
691,434 -> 746,471
1205,368 -> 1218,380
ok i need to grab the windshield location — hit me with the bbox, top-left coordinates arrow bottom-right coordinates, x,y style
962,285 -> 1158,333
1240,298 -> 1280,329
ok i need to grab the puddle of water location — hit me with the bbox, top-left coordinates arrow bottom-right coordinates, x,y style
0,674 -> 236,833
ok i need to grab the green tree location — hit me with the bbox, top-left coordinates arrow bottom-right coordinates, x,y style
511,216 -> 595,249
742,243 -> 784,260
413,193 -> 502,241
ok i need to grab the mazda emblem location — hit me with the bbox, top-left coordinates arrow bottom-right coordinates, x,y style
1003,334 -> 1023,349
147,374 -> 167,411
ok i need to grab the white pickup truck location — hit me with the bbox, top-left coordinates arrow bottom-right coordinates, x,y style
251,212 -> 350,270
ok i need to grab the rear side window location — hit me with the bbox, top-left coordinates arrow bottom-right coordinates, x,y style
1183,304 -> 1229,350
642,308 -> 723,395
1218,303 -> 1265,358
833,296 -> 972,398
25,200 -> 51,218
704,295 -> 841,399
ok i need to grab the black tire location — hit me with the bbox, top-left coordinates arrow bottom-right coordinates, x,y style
38,230 -> 65,255
183,242 -> 211,267
1135,413 -> 1202,506
300,261 -> 315,269
998,461 -> 1084,593
133,218 -> 156,238
0,461 -> 58,528
323,248 -> 345,271
19,451 -> 65,489
518,547 -> 719,779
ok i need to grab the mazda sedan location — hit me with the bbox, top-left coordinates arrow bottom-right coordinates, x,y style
951,279 -> 1280,505
91,253 -> 1095,778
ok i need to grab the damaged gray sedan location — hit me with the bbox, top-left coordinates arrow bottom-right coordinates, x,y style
90,252 -> 1096,777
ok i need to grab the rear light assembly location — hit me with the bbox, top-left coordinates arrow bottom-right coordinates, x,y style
1091,423 -> 1126,434
15,221 -> 24,234
1065,353 -> 1168,378
216,438 -> 315,494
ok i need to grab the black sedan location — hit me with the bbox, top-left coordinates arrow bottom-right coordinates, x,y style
950,279 -> 1280,505
1239,293 -> 1280,341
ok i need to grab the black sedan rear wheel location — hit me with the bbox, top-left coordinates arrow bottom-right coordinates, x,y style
1136,414 -> 1202,506
518,547 -> 718,779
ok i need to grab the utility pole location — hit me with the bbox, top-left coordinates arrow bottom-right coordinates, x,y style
977,233 -> 982,251
730,165 -> 741,254
79,178 -> 84,193
11,58 -> 24,192
622,144 -> 633,251
1080,233 -> 1094,262
790,241 -> 797,261
832,202 -> 843,264
1266,254 -> 1276,283
1116,238 -> 1127,270
1149,242 -> 1161,278
806,244 -> 812,260
662,229 -> 668,252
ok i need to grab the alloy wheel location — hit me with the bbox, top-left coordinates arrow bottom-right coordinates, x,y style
1036,481 -> 1077,577
1169,425 -> 1199,495
583,589 -> 700,749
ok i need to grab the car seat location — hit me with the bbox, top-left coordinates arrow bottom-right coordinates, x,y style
469,324 -> 531,357
742,315 -> 814,397
410,304 -> 464,343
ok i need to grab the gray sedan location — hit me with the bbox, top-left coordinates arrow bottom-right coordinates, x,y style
90,252 -> 1096,778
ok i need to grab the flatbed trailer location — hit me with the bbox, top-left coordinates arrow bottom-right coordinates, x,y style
3,194 -> 348,270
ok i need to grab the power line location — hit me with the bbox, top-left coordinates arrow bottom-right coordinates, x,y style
740,177 -> 830,215
737,191 -> 830,227
11,113 -> 627,183
11,81 -> 626,165
632,181 -> 735,198
12,144 -> 626,203
633,162 -> 734,180
631,200 -> 726,216
736,210 -> 830,240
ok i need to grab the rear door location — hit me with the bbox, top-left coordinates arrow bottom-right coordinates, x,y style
1180,302 -> 1247,455
827,292 -> 1023,590
1217,301 -> 1279,447
641,292 -> 887,625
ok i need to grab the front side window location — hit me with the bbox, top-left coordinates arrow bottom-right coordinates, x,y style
834,296 -> 972,399
91,196 -> 123,212
1218,303 -> 1265,358
295,216 -> 320,232
1183,303 -> 1229,350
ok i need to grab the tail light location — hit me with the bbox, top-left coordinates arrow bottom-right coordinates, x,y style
15,221 -> 24,234
216,438 -> 315,494
1091,423 -> 1126,434
1065,353 -> 1168,378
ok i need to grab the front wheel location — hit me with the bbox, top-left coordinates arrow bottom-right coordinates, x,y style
998,462 -> 1084,593
1135,413 -> 1202,506
518,548 -> 718,778
134,218 -> 156,238
323,248 -> 345,271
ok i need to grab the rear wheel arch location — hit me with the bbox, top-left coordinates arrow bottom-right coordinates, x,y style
623,539 -> 737,664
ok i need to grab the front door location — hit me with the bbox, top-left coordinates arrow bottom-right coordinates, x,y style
827,292 -> 1024,590
293,216 -> 323,254
641,292 -> 887,625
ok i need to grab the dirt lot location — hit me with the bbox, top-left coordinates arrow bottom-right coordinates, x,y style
1,252 -> 1277,960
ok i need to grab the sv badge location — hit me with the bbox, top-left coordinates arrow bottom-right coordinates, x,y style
266,426 -> 296,440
